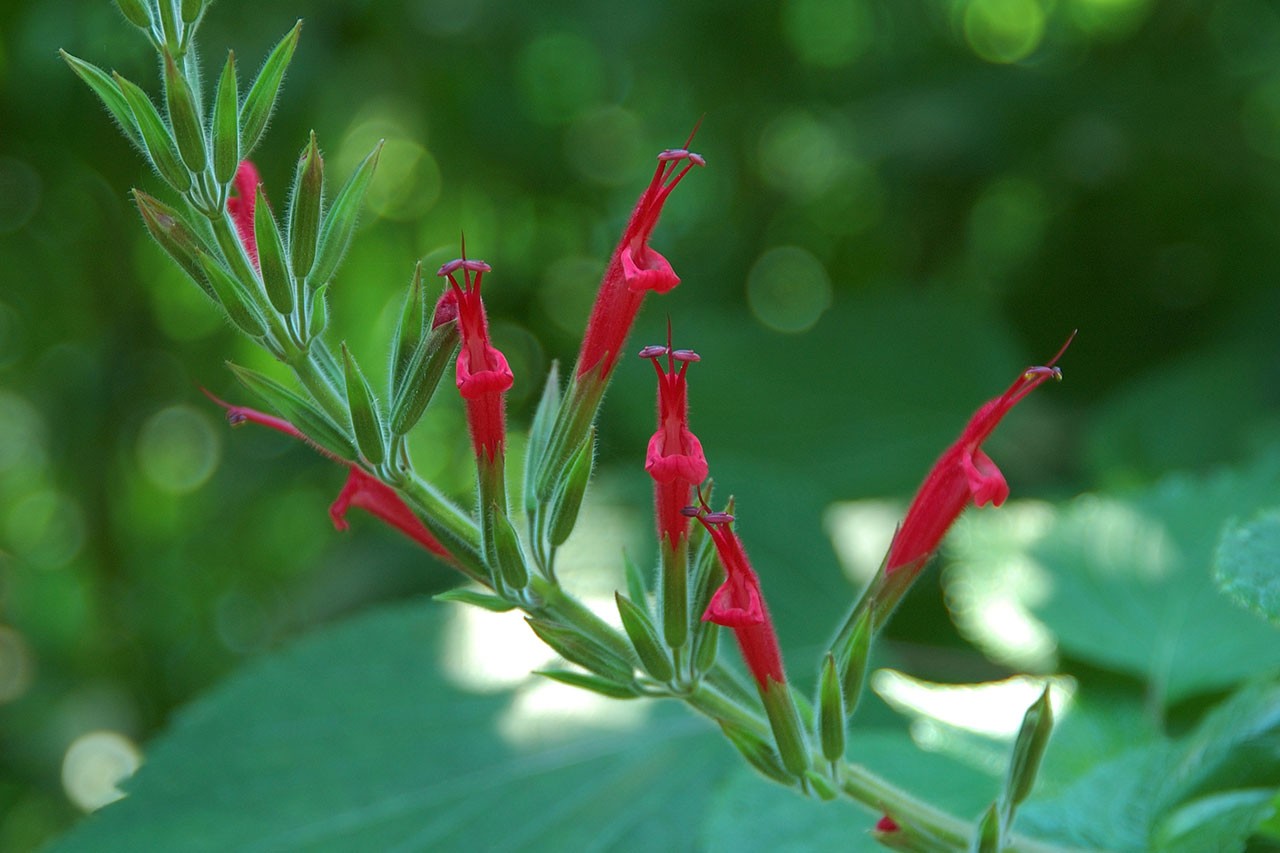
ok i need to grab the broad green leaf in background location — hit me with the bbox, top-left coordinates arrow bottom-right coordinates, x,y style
1019,678 -> 1280,852
1213,508 -> 1280,626
948,457 -> 1280,706
51,602 -> 739,852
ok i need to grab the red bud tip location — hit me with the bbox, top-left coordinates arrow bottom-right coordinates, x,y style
874,815 -> 900,833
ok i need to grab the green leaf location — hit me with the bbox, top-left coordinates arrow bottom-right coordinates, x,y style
388,313 -> 459,437
533,669 -> 640,700
431,587 -> 514,612
548,428 -> 594,548
48,602 -> 737,852
113,72 -> 191,192
340,343 -> 386,467
60,51 -> 144,150
226,362 -> 357,461
952,458 -> 1280,705
1152,790 -> 1277,853
309,141 -> 382,289
210,51 -> 240,186
1213,509 -> 1280,626
239,21 -> 302,157
524,361 -> 561,513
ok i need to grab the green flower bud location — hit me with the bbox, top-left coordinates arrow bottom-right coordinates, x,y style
132,190 -> 212,297
488,508 -> 529,592
389,301 -> 460,436
196,251 -> 265,337
615,593 -> 674,683
1005,686 -> 1054,809
211,52 -> 240,186
163,49 -> 206,174
307,284 -> 330,341
973,802 -> 1001,853
761,679 -> 811,778
717,720 -> 791,784
818,653 -> 846,763
114,0 -> 151,30
390,264 -> 426,393
181,0 -> 204,25
253,186 -> 294,315
548,429 -> 594,548
523,361 -> 561,512
340,342 -> 386,466
288,131 -> 324,282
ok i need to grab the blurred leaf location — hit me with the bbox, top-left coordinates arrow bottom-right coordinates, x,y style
1029,457 -> 1280,705
50,602 -> 739,852
1213,509 -> 1280,626
1020,678 -> 1280,852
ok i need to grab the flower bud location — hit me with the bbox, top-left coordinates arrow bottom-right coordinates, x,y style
525,618 -> 636,684
548,429 -> 594,548
132,190 -> 211,295
487,507 -> 529,592
113,71 -> 191,192
341,342 -> 386,466
114,0 -> 150,30
163,49 -> 207,174
717,720 -> 791,784
196,251 -> 266,337
818,653 -> 846,763
389,291 -> 461,436
288,131 -> 324,282
211,52 -> 241,186
1004,686 -> 1054,809
253,186 -> 294,314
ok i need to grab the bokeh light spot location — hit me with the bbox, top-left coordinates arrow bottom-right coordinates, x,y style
515,33 -> 606,126
1241,77 -> 1280,160
967,177 -> 1049,268
564,106 -> 646,186
0,157 -> 41,234
337,104 -> 440,222
136,405 -> 221,495
825,500 -> 903,584
963,0 -> 1046,64
61,731 -> 142,812
1067,0 -> 1152,40
538,255 -> 604,336
758,111 -> 853,201
746,245 -> 833,333
6,490 -> 84,570
781,0 -> 874,68
0,626 -> 34,704
0,392 -> 46,478
410,0 -> 485,36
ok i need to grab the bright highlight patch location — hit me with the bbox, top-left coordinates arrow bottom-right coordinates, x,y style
872,670 -> 1073,740
825,499 -> 903,583
136,405 -> 221,495
61,731 -> 142,812
746,245 -> 832,333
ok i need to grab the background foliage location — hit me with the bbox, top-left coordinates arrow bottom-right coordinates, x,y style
2,0 -> 1279,849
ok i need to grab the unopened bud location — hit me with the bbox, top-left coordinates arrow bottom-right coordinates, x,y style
615,593 -> 674,683
288,131 -> 324,281
163,50 -> 207,174
211,53 -> 240,185
525,618 -> 635,684
548,429 -> 594,547
818,653 -> 846,763
114,0 -> 150,29
341,343 -> 386,466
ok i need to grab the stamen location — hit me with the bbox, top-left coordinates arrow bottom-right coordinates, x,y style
703,511 -> 734,524
638,344 -> 669,360
671,349 -> 700,363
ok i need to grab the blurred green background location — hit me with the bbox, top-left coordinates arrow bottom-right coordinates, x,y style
3,0 -> 1280,847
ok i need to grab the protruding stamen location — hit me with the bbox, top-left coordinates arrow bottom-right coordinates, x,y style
671,349 -> 700,363
638,344 -> 668,360
436,258 -> 492,277
703,511 -> 734,525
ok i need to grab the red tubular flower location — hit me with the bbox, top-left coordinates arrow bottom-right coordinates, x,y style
437,256 -> 513,461
329,467 -> 451,559
885,334 -> 1074,574
684,506 -> 786,688
203,390 -> 453,562
226,160 -> 262,268
575,145 -> 705,382
640,341 -> 709,547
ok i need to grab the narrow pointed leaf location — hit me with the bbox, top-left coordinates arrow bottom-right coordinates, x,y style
838,604 -> 873,705
253,186 -> 293,315
534,669 -> 640,700
163,49 -> 207,173
1004,686 -> 1054,811
240,21 -> 301,156
61,52 -> 144,149
196,251 -> 266,337
523,361 -> 561,512
226,362 -> 356,461
525,618 -> 635,684
432,588 -> 515,613
971,803 -> 1001,853
288,132 -> 324,281
309,141 -> 382,288
113,72 -> 191,191
211,51 -> 240,185
340,343 -> 386,466
390,263 -> 425,394
615,593 -> 674,683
